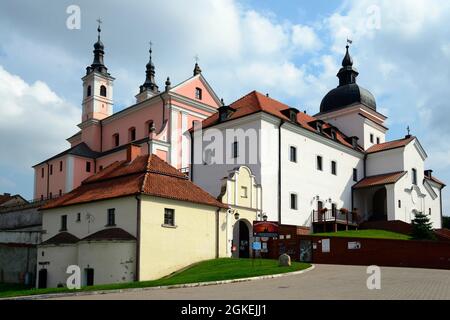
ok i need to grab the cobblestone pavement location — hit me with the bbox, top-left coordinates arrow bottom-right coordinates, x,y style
51,264 -> 450,300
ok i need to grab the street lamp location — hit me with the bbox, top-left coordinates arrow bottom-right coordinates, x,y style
262,214 -> 268,221
234,211 -> 240,220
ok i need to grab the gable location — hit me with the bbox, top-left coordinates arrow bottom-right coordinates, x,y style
171,75 -> 221,108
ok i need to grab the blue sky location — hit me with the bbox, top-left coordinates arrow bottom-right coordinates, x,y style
0,0 -> 449,215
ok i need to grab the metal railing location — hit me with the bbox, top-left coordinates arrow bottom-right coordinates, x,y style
312,209 -> 359,225
0,194 -> 65,213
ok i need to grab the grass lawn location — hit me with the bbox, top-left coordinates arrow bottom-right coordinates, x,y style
0,258 -> 310,299
313,229 -> 411,240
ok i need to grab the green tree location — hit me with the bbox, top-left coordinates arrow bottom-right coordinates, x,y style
442,216 -> 450,229
411,211 -> 436,240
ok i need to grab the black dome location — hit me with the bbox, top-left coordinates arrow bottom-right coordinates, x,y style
320,83 -> 376,113
319,45 -> 376,113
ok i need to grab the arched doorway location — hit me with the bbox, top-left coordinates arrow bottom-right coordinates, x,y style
372,188 -> 387,221
233,220 -> 251,258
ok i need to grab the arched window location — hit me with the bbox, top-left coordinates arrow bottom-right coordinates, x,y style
100,85 -> 107,97
87,85 -> 92,97
129,127 -> 136,141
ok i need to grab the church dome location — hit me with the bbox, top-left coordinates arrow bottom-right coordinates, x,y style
319,45 -> 377,113
320,83 -> 376,113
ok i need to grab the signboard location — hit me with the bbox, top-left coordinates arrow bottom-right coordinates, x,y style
252,241 -> 262,251
253,221 -> 279,238
348,241 -> 361,250
321,239 -> 330,253
261,242 -> 268,253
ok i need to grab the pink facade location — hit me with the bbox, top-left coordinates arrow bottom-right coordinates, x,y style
33,69 -> 220,199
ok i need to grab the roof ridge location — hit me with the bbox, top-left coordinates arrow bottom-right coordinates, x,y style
230,90 -> 258,107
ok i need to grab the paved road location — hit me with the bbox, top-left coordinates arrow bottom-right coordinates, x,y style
50,264 -> 450,300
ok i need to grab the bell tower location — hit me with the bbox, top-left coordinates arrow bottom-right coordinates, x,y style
81,20 -> 114,122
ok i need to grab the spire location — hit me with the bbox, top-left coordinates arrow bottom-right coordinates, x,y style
336,41 -> 359,87
193,55 -> 202,76
140,42 -> 159,94
87,18 -> 108,75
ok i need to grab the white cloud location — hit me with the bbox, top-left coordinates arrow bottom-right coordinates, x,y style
292,24 -> 322,52
0,65 -> 80,170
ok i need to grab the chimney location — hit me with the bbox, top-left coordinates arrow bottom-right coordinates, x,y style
127,143 -> 141,162
424,170 -> 433,178
3,193 -> 10,197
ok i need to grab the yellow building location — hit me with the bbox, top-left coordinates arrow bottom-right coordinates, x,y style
38,148 -> 228,288
218,166 -> 263,258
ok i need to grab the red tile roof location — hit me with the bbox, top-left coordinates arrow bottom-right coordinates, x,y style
81,228 -> 135,242
198,91 -> 363,151
366,136 -> 415,153
0,195 -> 13,206
41,232 -> 80,245
353,171 -> 407,189
42,155 -> 227,210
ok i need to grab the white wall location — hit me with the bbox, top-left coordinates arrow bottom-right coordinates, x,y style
280,123 -> 364,226
366,148 -> 405,176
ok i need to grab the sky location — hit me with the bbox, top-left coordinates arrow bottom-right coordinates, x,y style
0,0 -> 449,215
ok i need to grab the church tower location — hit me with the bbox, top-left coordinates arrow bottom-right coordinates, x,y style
135,44 -> 159,103
81,21 -> 115,122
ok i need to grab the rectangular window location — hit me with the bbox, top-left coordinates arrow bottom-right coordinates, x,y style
316,156 -> 323,171
114,134 -> 119,147
49,192 -> 53,199
370,134 -> 374,143
289,146 -> 297,163
232,141 -> 238,158
129,128 -> 136,141
41,167 -> 44,178
412,168 -> 417,185
241,186 -> 248,198
376,137 -> 380,144
331,161 -> 337,175
86,161 -> 91,173
195,87 -> 202,100
290,193 -> 298,210
331,203 -> 337,217
107,208 -> 116,226
59,161 -> 63,172
398,200 -> 401,208
50,164 -> 53,175
60,215 -> 67,231
76,213 -> 81,222
164,208 -> 175,226
99,165 -> 103,171
429,208 -> 431,215
353,168 -> 358,182
59,189 -> 62,196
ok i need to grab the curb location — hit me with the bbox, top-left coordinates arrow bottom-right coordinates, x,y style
5,264 -> 315,300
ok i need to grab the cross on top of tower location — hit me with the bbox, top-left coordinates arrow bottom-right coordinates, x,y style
96,18 -> 102,37
194,54 -> 200,63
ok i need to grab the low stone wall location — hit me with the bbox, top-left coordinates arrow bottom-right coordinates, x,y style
269,235 -> 450,270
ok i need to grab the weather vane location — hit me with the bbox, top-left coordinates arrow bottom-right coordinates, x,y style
194,54 -> 200,64
407,125 -> 411,136
347,38 -> 353,46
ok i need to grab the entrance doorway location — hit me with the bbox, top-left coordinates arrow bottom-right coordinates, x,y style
299,240 -> 313,262
238,221 -> 250,258
85,268 -> 94,286
372,188 -> 387,221
37,269 -> 47,289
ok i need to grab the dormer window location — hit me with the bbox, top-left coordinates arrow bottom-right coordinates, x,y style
316,123 -> 323,133
195,87 -> 202,100
330,129 -> 337,140
100,85 -> 107,97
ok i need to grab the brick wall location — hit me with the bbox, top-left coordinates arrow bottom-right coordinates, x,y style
269,235 -> 450,270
